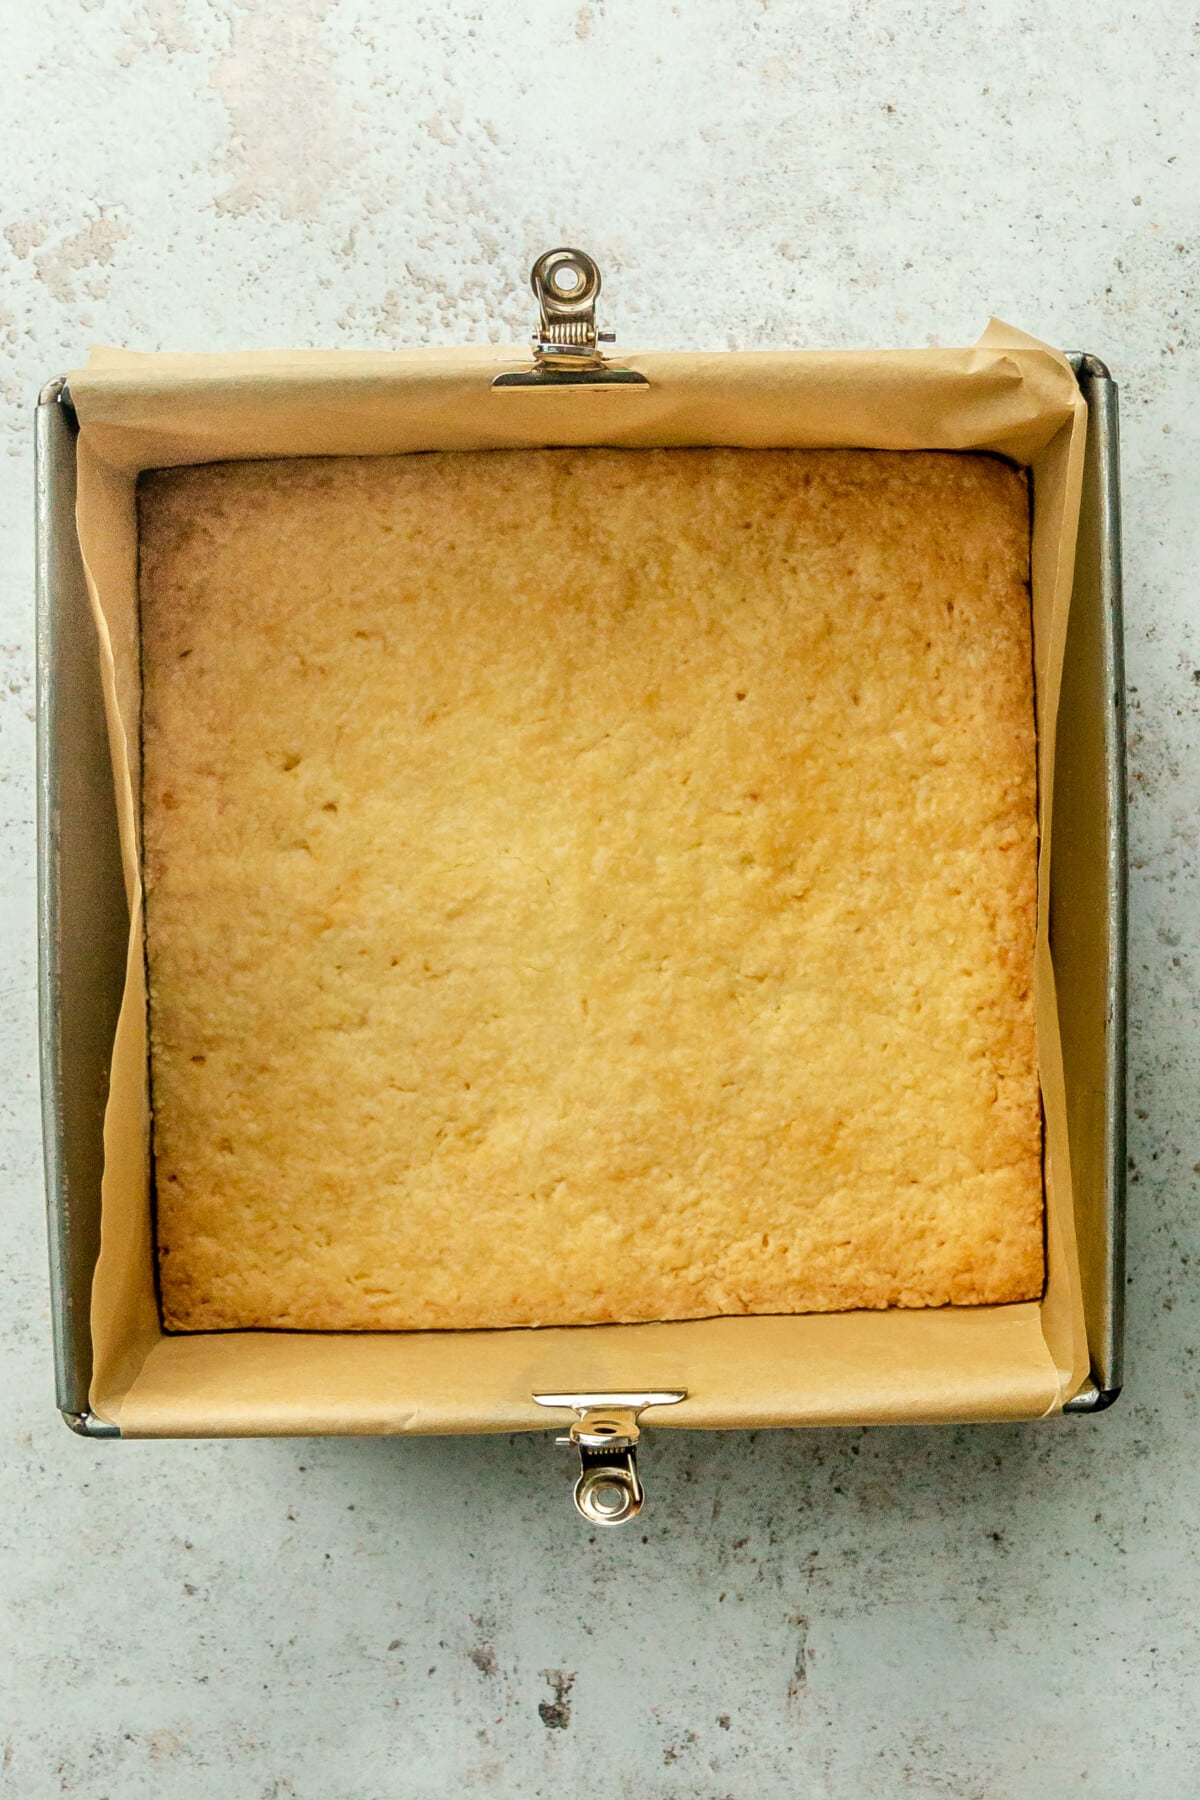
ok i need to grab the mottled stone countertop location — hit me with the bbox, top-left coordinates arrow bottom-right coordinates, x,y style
2,4 -> 1196,1795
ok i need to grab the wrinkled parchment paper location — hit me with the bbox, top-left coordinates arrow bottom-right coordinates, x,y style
69,328 -> 1088,1435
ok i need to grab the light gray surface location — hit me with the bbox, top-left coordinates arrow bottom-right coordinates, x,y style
1,3 -> 1196,1794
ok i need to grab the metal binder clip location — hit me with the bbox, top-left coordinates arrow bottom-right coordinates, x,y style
492,248 -> 649,389
532,1390 -> 686,1525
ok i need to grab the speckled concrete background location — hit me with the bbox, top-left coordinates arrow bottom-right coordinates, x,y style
2,3 -> 1197,1796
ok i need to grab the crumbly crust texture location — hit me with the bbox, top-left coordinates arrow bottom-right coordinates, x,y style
140,447 -> 1042,1332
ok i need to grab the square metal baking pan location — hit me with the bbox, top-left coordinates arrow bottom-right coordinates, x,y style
34,353 -> 1125,1440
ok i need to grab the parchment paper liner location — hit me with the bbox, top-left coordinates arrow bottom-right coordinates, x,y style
69,325 -> 1088,1434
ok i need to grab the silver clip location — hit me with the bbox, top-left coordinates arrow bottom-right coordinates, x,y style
530,248 -> 612,362
532,1390 -> 686,1526
492,248 -> 649,390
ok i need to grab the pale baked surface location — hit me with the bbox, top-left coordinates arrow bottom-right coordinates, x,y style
140,448 -> 1042,1332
